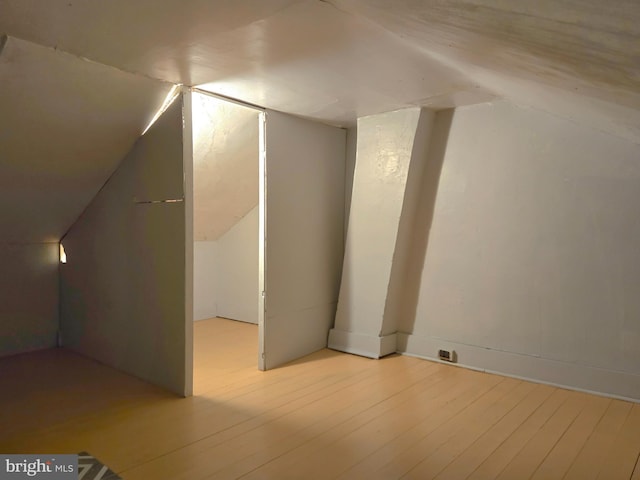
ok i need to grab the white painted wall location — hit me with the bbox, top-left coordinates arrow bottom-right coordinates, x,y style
216,206 -> 259,324
0,243 -> 59,357
263,110 -> 345,369
59,98 -> 190,396
193,206 -> 259,324
399,100 -> 640,401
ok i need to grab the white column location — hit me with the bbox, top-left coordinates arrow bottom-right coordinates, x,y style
329,107 -> 434,358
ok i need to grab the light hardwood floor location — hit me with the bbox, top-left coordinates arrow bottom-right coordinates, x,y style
1,317 -> 639,479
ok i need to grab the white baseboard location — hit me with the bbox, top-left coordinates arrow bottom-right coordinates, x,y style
396,332 -> 640,403
328,328 -> 397,359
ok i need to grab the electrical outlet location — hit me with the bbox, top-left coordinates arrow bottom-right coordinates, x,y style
438,349 -> 456,363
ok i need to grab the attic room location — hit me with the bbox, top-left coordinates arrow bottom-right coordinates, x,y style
0,1 -> 639,479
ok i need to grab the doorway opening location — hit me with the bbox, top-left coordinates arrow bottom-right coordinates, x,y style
190,90 -> 265,391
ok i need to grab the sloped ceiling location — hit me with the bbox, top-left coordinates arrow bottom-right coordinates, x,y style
0,35 -> 173,243
0,0 -> 638,246
1,0 -> 637,142
192,93 -> 259,241
330,0 -> 639,108
328,0 -> 640,142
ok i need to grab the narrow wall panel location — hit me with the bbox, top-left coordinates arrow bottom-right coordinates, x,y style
263,111 -> 345,369
60,98 -> 189,395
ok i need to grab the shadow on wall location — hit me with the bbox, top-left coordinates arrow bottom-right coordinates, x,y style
399,109 -> 454,334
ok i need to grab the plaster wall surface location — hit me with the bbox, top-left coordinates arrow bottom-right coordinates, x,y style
0,243 -> 59,357
400,100 -> 640,400
193,241 -> 218,321
216,206 -> 259,324
193,206 -> 259,324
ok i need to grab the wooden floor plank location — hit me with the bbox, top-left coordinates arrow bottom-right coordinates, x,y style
632,453 -> 640,480
466,388 -> 570,480
494,390 -> 589,480
230,365 -> 482,480
0,317 -> 638,480
333,371 -> 500,480
597,404 -> 640,480
530,394 -> 610,479
433,383 -> 554,480
328,376 -> 510,480
559,398 -> 631,480
401,380 -> 536,480
372,377 -> 518,480
233,366 -> 480,480
207,367 -> 459,479
123,356 -> 440,479
103,350 -> 401,472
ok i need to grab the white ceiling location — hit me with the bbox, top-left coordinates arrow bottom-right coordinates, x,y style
1,0 -> 637,139
0,0 -> 638,243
